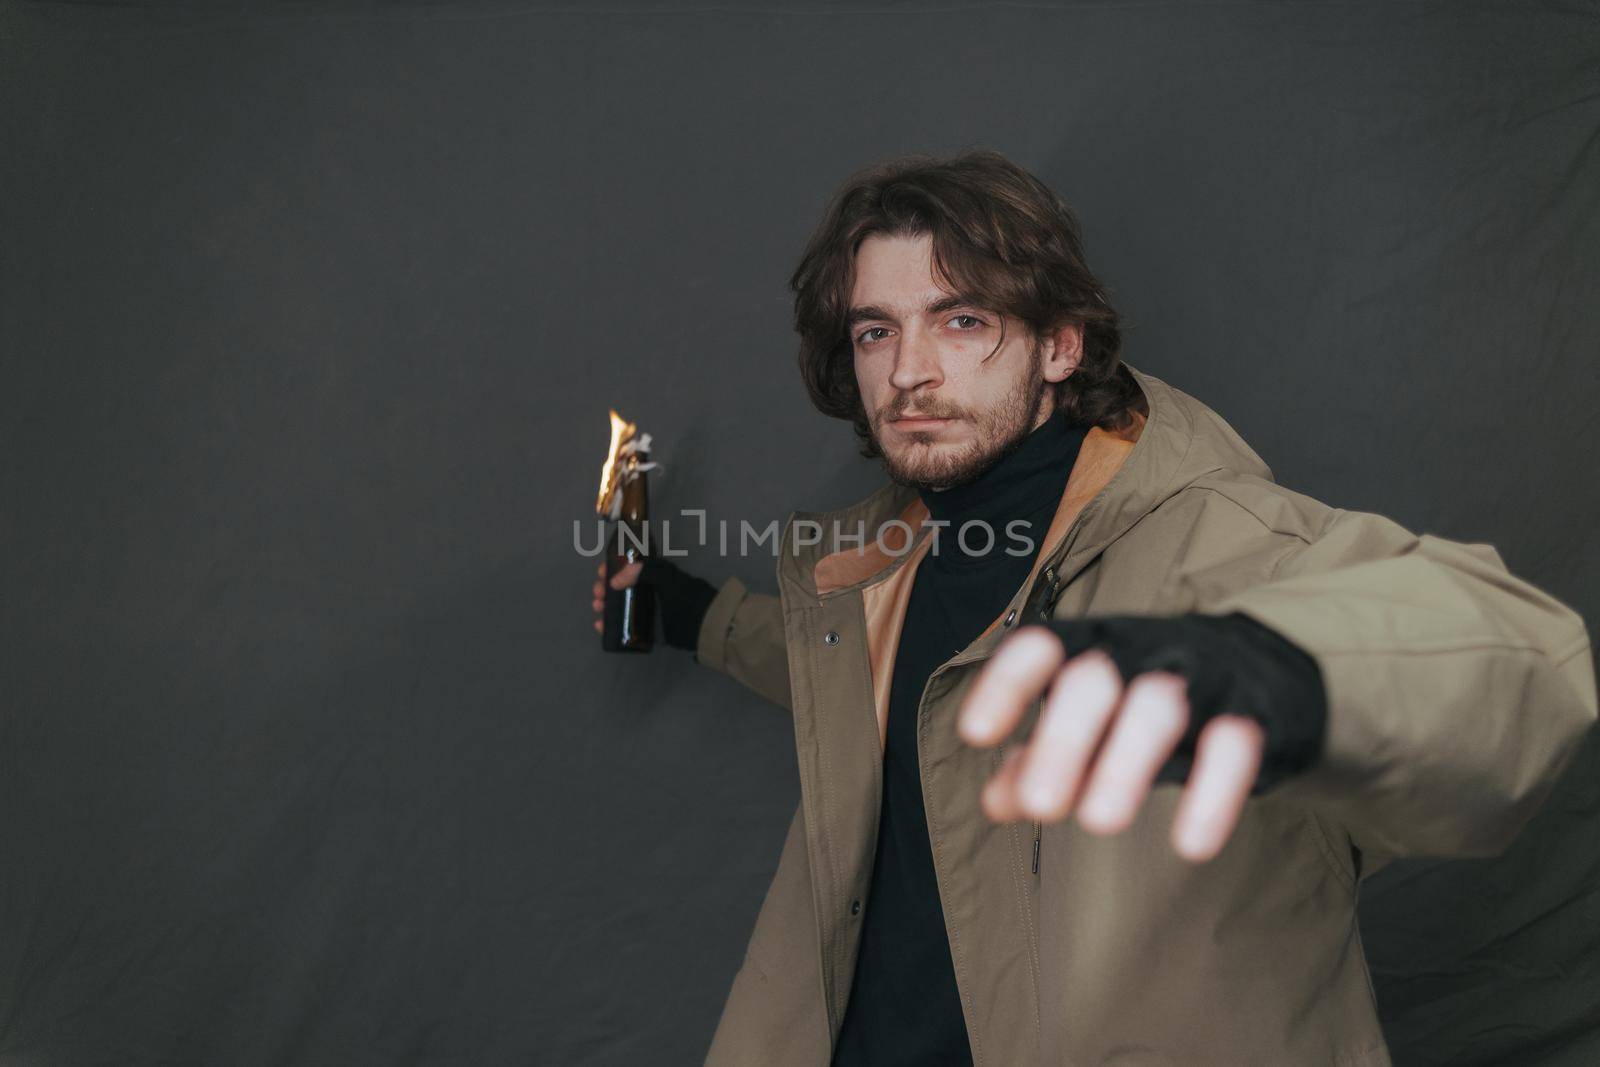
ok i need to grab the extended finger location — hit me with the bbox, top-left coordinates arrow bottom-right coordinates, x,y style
1011,650 -> 1124,821
980,746 -> 1030,822
957,626 -> 1067,747
592,618 -> 602,634
1170,714 -> 1264,862
1075,671 -> 1190,835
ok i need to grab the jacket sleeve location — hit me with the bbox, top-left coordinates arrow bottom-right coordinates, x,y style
694,575 -> 793,712
1203,506 -> 1597,867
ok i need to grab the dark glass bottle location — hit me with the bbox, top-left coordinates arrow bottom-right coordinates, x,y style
601,449 -> 655,652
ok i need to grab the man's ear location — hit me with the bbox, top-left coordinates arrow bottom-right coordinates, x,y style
1039,320 -> 1084,383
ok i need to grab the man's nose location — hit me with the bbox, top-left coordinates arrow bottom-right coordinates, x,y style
888,328 -> 943,393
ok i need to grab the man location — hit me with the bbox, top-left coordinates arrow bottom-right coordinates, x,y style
588,150 -> 1597,1065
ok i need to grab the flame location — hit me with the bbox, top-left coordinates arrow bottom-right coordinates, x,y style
595,408 -> 638,515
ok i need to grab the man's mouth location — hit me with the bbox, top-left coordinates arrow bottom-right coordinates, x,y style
891,413 -> 955,430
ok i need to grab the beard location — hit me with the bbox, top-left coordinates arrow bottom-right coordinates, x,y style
873,343 -> 1050,493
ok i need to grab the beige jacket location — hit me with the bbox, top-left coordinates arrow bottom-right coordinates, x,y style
693,364 -> 1597,1065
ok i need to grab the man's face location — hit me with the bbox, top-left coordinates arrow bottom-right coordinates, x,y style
849,232 -> 1076,491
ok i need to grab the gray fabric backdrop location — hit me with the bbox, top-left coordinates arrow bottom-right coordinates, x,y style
3,1 -> 1597,1063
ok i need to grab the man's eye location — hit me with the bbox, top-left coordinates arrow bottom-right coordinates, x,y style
857,327 -> 890,345
950,314 -> 984,330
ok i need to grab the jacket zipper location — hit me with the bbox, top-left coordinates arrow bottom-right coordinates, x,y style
943,557 -> 1066,890
995,743 -> 1045,876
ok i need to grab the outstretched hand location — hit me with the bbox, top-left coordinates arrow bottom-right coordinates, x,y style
956,624 -> 1269,863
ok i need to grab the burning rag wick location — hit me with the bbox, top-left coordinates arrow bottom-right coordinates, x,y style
604,433 -> 662,520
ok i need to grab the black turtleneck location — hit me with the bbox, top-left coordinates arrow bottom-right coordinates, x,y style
832,409 -> 1088,1067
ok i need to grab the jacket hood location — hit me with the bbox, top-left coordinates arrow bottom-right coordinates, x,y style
774,363 -> 1275,609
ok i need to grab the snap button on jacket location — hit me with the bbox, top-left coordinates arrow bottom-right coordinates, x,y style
693,364 -> 1598,1066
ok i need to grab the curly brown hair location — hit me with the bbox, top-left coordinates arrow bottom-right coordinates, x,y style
789,148 -> 1143,458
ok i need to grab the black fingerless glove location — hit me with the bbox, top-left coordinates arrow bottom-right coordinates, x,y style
1043,612 -> 1327,793
637,557 -> 719,653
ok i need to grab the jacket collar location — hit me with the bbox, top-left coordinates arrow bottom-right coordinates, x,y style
774,362 -> 1274,614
